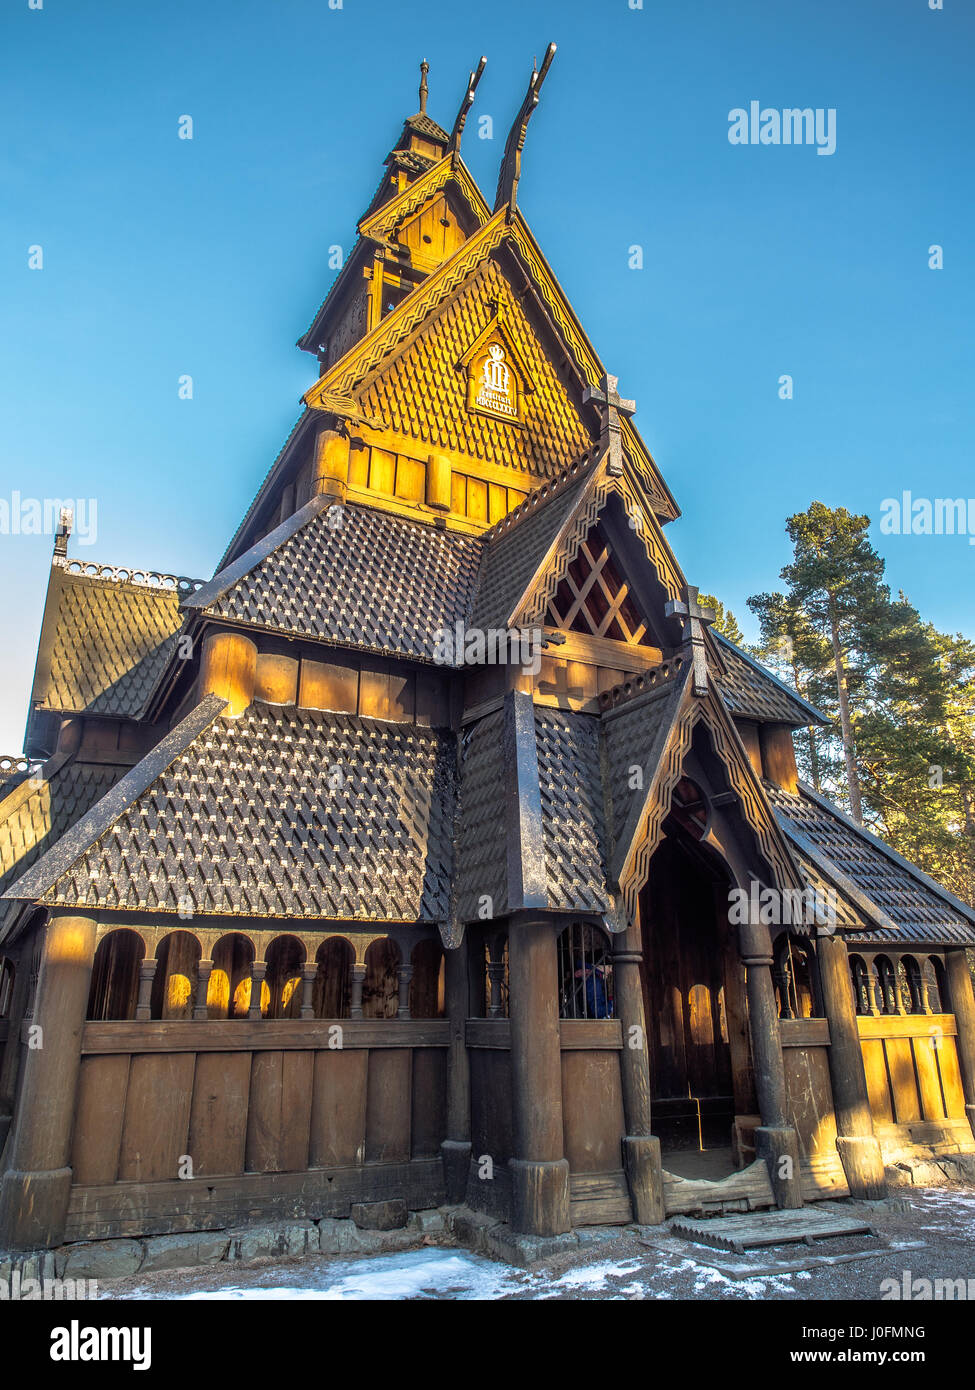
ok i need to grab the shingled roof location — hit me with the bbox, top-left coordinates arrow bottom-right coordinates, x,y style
768,782 -> 975,947
472,462 -> 594,631
5,698 -> 457,924
30,566 -> 190,722
712,631 -> 827,728
186,494 -> 482,664
0,752 -> 129,912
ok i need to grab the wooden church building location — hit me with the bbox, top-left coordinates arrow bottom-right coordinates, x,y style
2,53 -> 975,1254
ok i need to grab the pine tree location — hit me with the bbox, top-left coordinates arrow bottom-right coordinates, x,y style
756,503 -> 887,824
697,594 -> 744,646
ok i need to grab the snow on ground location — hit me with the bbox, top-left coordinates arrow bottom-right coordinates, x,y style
104,1187 -> 975,1302
178,1248 -> 530,1301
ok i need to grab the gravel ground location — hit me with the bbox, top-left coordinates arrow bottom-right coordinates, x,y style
98,1185 -> 975,1301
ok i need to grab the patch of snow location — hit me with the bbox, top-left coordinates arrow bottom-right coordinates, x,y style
179,1249 -> 529,1302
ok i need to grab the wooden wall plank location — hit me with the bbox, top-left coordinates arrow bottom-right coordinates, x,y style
310,1049 -> 368,1168
860,1038 -> 894,1125
365,1049 -> 412,1163
118,1054 -> 195,1183
912,1036 -> 946,1122
71,1055 -> 130,1186
885,1037 -> 921,1123
935,1036 -> 968,1120
783,1046 -> 837,1158
469,1049 -> 513,1165
560,1051 -> 625,1173
188,1051 -> 251,1177
410,1049 -> 446,1159
245,1050 -> 314,1173
298,659 -> 359,715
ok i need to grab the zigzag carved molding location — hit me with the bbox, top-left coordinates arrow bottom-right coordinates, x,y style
520,472 -> 683,628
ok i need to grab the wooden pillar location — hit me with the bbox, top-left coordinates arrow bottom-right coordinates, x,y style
440,935 -> 472,1204
193,960 -> 213,1020
739,919 -> 803,1209
945,949 -> 975,1139
508,919 -> 570,1236
397,963 -> 413,1020
816,934 -> 887,1197
300,964 -> 316,1020
248,962 -> 266,1020
0,913 -> 97,1249
350,964 -> 366,1019
612,911 -> 664,1225
135,959 -> 155,1021
485,935 -> 506,1018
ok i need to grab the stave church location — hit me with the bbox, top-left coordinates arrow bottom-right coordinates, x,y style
2,49 -> 975,1258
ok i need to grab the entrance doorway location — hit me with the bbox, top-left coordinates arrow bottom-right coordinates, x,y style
640,821 -> 750,1176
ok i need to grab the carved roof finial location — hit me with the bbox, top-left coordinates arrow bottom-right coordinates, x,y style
419,58 -> 430,114
494,42 -> 557,213
52,506 -> 72,567
449,55 -> 487,153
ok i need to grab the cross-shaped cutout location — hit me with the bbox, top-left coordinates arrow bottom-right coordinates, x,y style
582,373 -> 636,475
664,585 -> 715,696
537,662 -> 585,708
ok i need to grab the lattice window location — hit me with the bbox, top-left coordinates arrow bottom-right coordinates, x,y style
546,522 -> 654,645
557,922 -> 614,1019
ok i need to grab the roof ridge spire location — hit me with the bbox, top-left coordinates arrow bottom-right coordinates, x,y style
419,58 -> 429,113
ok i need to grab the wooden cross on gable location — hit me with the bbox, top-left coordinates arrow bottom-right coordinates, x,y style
664,585 -> 716,696
583,373 -> 635,476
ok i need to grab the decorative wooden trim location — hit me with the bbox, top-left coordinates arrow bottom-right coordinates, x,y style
856,1013 -> 957,1040
81,1019 -> 451,1054
512,463 -> 684,631
778,1017 -> 831,1048
358,153 -> 490,243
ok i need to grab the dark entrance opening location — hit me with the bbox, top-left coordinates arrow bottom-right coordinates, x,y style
639,819 -> 747,1173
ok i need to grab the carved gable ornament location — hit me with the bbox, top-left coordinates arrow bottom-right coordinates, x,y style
458,305 -> 533,426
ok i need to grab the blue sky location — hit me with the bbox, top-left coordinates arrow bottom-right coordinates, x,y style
1,0 -> 972,749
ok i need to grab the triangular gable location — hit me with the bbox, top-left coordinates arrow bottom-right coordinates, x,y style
504,454 -> 685,632
358,152 -> 490,247
302,208 -> 678,519
605,668 -> 804,926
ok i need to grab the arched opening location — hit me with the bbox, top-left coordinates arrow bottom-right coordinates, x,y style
874,956 -> 898,1016
850,954 -> 872,1015
557,922 -> 614,1019
314,937 -> 352,1019
410,939 -> 445,1019
151,931 -> 201,1019
87,929 -> 146,1021
207,933 -> 255,1019
902,956 -> 925,1014
362,938 -> 400,1019
638,827 -> 741,1174
264,935 -> 305,1019
773,932 -> 819,1019
927,956 -> 946,1013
